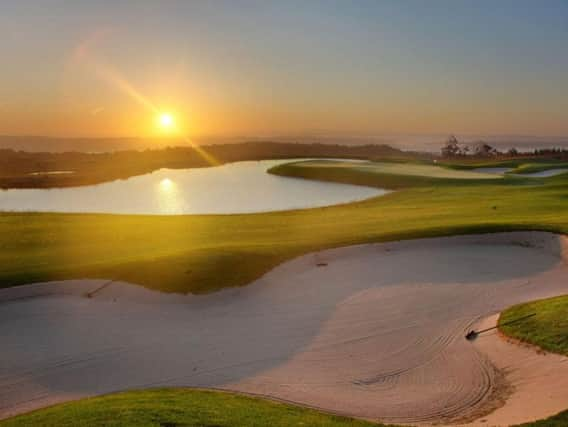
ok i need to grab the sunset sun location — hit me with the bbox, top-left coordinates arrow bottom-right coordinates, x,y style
158,113 -> 175,130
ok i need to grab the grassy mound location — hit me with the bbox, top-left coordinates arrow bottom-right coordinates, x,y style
0,389 -> 386,427
499,295 -> 568,356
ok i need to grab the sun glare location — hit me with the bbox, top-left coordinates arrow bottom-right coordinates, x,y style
158,113 -> 175,130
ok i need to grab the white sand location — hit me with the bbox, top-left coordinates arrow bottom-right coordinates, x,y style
0,231 -> 567,425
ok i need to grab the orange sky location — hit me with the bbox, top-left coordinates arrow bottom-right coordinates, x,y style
1,2 -> 567,139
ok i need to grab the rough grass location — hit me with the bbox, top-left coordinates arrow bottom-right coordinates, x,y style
499,295 -> 568,356
1,160 -> 568,294
0,389 -> 387,427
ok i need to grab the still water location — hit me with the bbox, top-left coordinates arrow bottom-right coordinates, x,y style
0,160 -> 385,215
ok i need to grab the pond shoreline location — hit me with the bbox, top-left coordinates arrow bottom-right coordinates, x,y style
0,159 -> 385,215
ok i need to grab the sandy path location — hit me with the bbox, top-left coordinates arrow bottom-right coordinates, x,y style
0,232 -> 567,425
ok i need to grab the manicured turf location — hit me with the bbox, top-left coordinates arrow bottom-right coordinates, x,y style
288,159 -> 502,179
499,295 -> 568,356
1,159 -> 568,294
0,389 -> 386,427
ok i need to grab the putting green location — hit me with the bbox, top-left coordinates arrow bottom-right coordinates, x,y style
292,160 -> 502,179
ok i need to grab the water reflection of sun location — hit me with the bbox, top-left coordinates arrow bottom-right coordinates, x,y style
157,178 -> 182,213
160,178 -> 174,190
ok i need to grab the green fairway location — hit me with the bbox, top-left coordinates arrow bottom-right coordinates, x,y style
0,389 -> 385,427
1,159 -> 568,294
499,295 -> 568,356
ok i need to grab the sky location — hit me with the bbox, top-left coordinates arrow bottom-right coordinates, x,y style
0,0 -> 567,139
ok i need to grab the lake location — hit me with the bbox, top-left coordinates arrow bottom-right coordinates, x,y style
0,159 -> 385,215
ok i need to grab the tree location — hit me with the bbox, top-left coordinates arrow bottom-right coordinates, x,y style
441,135 -> 460,158
473,141 -> 498,157
507,147 -> 518,157
459,145 -> 470,156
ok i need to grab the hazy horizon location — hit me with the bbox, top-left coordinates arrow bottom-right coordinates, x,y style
1,132 -> 567,154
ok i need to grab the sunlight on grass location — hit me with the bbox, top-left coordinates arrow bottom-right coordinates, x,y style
0,389 -> 385,427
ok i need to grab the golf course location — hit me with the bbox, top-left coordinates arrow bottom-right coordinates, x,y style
1,157 -> 567,426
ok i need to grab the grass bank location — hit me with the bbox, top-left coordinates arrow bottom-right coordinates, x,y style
1,385 -> 566,427
0,389 -> 387,427
499,295 -> 568,357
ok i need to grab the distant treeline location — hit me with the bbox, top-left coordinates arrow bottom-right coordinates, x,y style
441,135 -> 568,160
0,141 -> 426,189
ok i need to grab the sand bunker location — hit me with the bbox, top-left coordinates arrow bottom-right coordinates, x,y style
1,232 -> 567,425
463,314 -> 568,427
